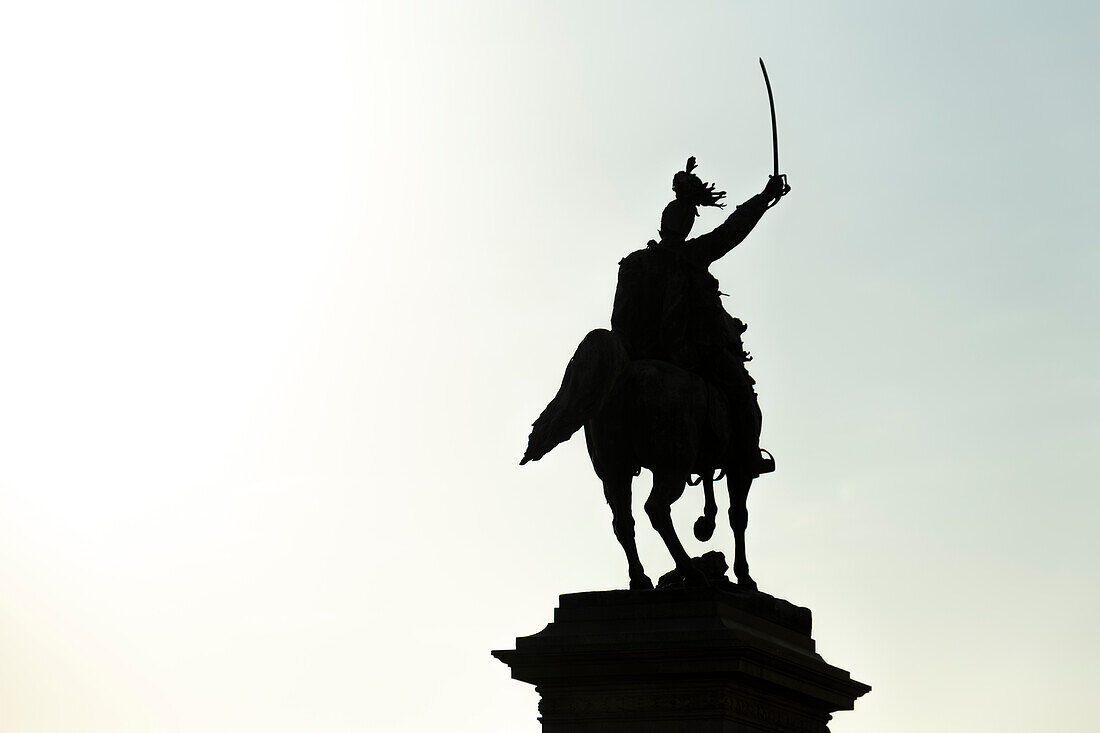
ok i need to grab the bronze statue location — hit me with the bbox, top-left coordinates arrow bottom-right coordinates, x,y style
522,62 -> 790,590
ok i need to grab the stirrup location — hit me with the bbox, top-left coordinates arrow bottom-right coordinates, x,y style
756,448 -> 775,476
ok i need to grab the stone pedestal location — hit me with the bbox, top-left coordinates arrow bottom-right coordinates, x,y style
493,587 -> 870,732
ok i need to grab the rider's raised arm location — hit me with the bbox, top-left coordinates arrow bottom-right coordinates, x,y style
683,176 -> 787,267
684,192 -> 771,267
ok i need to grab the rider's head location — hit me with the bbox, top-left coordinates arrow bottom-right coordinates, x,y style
659,199 -> 696,242
659,157 -> 726,243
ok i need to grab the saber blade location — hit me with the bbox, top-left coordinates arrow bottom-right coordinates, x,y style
759,57 -> 779,177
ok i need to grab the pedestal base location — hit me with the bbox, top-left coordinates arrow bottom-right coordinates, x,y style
493,587 -> 870,732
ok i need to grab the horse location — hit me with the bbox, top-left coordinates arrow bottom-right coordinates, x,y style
521,328 -> 760,591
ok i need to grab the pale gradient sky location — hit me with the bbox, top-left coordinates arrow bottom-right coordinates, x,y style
1,2 -> 1097,732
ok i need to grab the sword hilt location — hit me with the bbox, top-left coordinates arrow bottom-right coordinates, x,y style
766,174 -> 790,208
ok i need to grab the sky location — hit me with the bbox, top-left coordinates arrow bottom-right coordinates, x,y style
0,1 -> 1097,731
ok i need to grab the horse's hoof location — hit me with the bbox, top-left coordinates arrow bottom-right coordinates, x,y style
630,575 -> 654,591
693,516 -> 716,541
736,576 -> 758,592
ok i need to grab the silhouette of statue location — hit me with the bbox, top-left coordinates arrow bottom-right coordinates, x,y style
521,158 -> 789,590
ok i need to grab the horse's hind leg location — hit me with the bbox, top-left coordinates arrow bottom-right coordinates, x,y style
727,473 -> 758,591
603,475 -> 652,590
645,470 -> 706,586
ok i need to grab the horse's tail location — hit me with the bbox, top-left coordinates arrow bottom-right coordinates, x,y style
520,328 -> 630,465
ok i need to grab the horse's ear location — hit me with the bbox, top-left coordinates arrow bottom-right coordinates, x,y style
685,156 -> 697,173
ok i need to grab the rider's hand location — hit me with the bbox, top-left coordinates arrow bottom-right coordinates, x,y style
763,174 -> 789,202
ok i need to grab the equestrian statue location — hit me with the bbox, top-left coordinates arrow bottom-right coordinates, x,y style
521,61 -> 791,591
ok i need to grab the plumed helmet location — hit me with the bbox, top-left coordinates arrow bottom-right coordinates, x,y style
659,157 -> 726,241
672,156 -> 726,208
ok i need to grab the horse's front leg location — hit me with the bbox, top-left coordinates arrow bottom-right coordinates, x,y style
646,470 -> 706,586
693,475 -> 718,541
727,473 -> 757,591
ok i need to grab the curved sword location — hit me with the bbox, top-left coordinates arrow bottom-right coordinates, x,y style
759,57 -> 779,177
758,57 -> 788,202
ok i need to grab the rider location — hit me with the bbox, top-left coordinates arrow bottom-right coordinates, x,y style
610,157 -> 789,477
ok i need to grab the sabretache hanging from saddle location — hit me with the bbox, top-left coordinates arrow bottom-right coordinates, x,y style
521,157 -> 789,479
